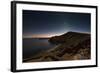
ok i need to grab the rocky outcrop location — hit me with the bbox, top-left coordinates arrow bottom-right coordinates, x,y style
23,32 -> 91,62
49,31 -> 90,45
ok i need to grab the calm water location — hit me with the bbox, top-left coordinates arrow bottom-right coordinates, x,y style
23,38 -> 55,59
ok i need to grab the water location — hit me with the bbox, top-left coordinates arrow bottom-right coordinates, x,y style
23,38 -> 55,59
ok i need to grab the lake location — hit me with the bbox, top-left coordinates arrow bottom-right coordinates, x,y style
23,38 -> 55,60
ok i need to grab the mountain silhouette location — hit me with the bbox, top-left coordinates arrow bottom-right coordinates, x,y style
23,31 -> 91,62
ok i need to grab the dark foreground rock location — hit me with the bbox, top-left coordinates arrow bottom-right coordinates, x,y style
23,32 -> 91,62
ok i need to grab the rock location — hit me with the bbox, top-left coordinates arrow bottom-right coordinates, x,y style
23,31 -> 91,62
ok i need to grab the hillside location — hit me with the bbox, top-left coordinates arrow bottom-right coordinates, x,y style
23,31 -> 91,62
49,31 -> 90,46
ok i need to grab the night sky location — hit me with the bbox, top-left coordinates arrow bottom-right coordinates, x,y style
23,10 -> 91,38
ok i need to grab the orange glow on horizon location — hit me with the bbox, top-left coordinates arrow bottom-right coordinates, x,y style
23,33 -> 62,38
23,31 -> 90,38
32,33 -> 61,38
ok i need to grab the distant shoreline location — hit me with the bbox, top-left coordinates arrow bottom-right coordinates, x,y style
23,37 -> 50,39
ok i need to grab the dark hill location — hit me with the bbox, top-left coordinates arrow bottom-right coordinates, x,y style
23,31 -> 91,62
49,31 -> 90,48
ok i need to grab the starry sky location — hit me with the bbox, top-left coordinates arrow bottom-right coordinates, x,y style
23,10 -> 91,38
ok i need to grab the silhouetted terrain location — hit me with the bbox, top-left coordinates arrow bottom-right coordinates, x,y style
23,31 -> 91,62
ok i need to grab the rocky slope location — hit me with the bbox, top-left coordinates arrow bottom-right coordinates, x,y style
23,32 -> 91,62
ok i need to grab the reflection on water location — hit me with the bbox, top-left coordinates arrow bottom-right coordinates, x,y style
23,38 -> 55,59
